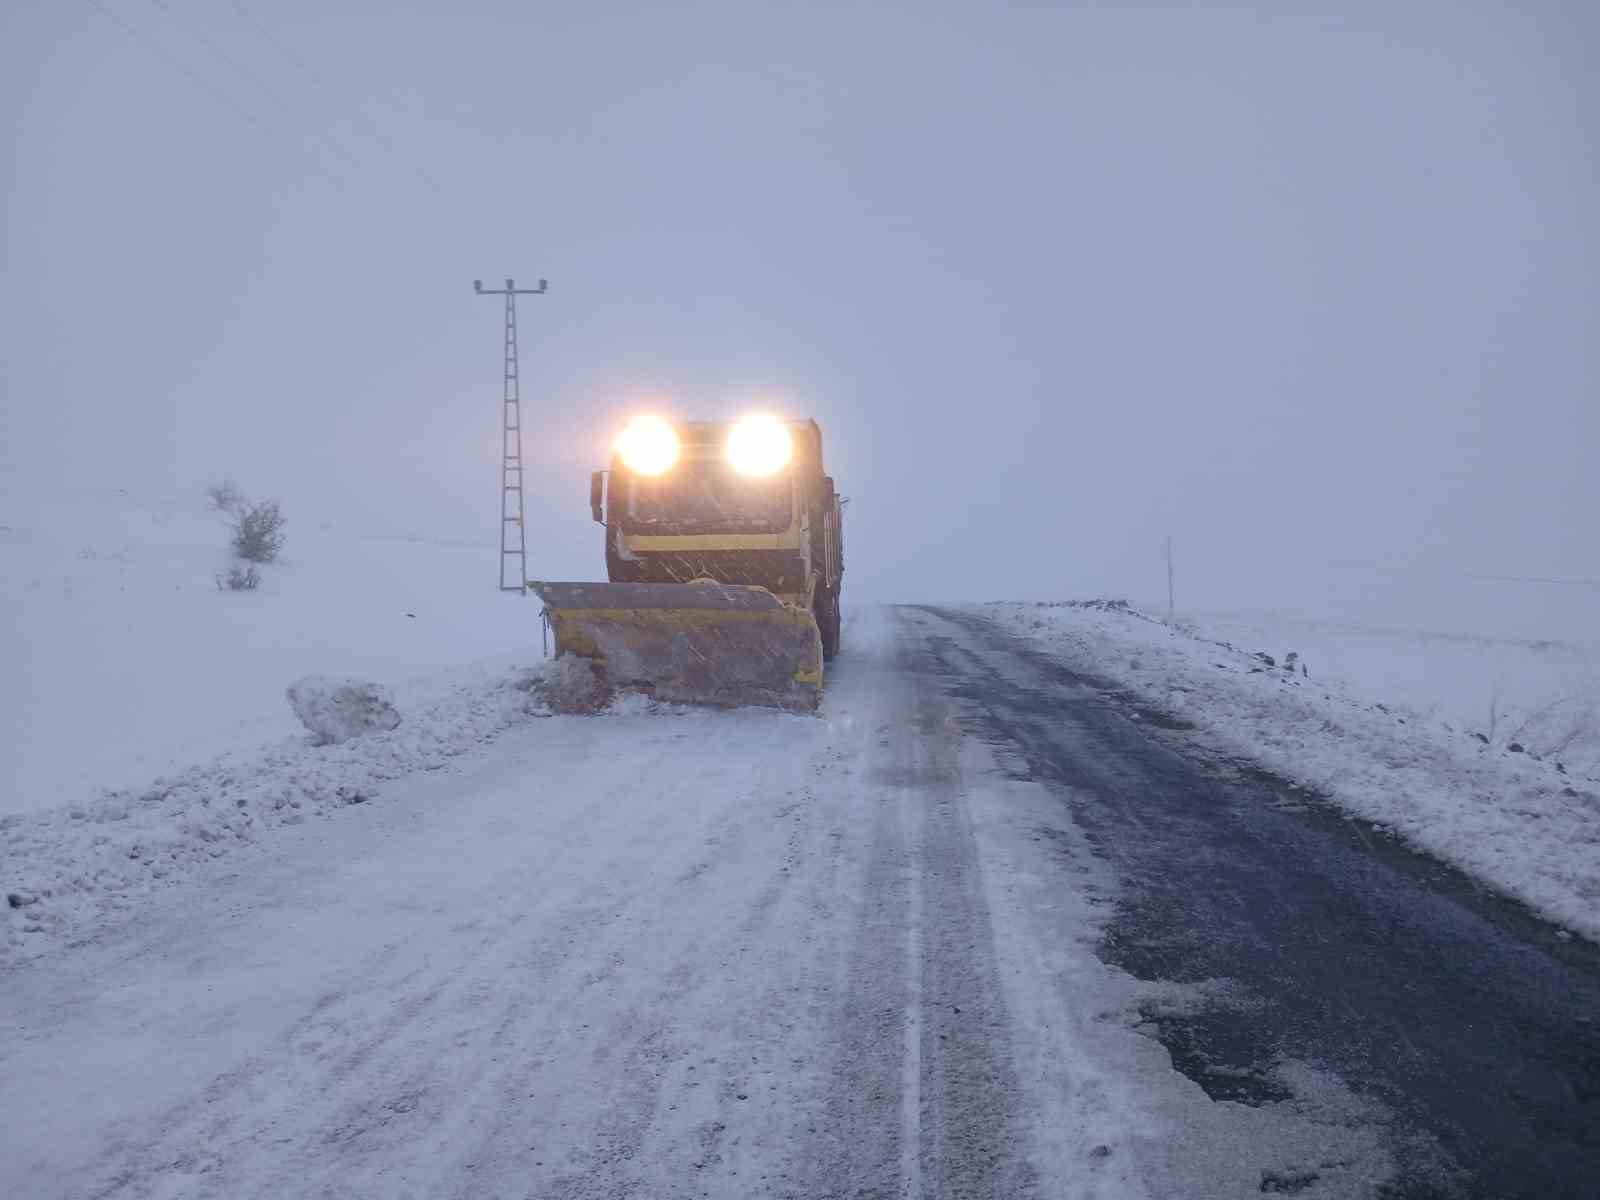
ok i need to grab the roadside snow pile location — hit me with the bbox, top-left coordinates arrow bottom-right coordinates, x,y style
517,655 -> 699,717
0,653 -> 688,965
1041,598 -> 1138,614
522,655 -> 615,715
286,676 -> 403,744
983,601 -> 1600,944
0,668 -> 539,967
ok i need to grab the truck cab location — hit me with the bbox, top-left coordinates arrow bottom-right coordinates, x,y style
590,417 -> 844,658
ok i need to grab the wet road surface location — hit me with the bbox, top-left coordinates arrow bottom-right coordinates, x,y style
908,605 -> 1600,1198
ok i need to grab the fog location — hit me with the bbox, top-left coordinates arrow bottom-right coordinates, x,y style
4,1 -> 1594,639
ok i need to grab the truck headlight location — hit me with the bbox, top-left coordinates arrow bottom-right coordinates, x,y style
615,415 -> 680,476
725,413 -> 793,477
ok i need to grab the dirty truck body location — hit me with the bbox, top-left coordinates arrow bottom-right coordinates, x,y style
532,417 -> 844,711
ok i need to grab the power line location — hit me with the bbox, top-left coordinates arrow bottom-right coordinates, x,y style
1325,558 -> 1600,589
83,0 -> 274,135
84,0 -> 364,195
1473,573 -> 1600,590
226,0 -> 316,77
141,0 -> 371,181
97,0 -> 453,199
146,0 -> 296,114
226,0 -> 446,196
89,0 -> 427,196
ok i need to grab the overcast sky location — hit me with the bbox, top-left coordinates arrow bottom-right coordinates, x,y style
3,0 -> 1594,635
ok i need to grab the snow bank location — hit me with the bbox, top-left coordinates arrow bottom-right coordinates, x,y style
0,667 -> 537,967
981,601 -> 1600,944
0,654 -> 687,966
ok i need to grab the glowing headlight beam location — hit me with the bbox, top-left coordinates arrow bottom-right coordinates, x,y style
615,415 -> 680,476
725,414 -> 793,477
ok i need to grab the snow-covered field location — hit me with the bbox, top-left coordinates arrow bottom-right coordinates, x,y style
0,488 -> 542,816
983,600 -> 1600,943
0,487 -> 555,963
1193,610 -> 1600,777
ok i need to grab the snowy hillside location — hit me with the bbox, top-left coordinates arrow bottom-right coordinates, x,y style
0,488 -> 544,817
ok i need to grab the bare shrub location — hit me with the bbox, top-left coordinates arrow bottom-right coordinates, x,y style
216,563 -> 261,591
206,479 -> 246,513
233,500 -> 286,563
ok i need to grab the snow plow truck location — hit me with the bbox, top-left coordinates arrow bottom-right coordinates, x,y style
530,413 -> 844,712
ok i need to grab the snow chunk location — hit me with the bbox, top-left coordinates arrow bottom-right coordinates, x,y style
286,676 -> 402,744
604,691 -> 661,717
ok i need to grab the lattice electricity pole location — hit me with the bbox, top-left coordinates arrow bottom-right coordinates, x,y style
474,276 -> 548,591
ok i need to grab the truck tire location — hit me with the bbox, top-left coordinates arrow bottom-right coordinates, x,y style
817,585 -> 841,662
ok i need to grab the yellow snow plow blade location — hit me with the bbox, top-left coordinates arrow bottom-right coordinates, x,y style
529,582 -> 824,712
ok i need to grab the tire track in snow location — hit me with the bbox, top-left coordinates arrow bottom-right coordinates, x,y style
899,757 -> 925,1200
46,717 -> 835,1200
797,628 -> 1036,1198
902,629 -> 1038,1200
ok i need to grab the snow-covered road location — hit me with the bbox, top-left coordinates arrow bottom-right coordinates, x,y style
2,610 -> 1149,1199
5,608 -> 1596,1198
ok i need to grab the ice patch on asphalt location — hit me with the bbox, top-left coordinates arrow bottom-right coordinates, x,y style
950,719 -> 1441,1198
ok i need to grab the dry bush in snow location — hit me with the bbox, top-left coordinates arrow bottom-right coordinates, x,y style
233,500 -> 286,563
206,479 -> 246,513
216,562 -> 261,591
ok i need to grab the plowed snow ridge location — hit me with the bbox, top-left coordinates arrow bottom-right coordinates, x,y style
0,661 -> 637,966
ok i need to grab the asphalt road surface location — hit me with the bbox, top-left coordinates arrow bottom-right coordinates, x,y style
3,607 -> 1596,1199
906,606 -> 1600,1199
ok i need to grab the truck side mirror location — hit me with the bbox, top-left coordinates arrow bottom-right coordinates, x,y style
590,471 -> 605,524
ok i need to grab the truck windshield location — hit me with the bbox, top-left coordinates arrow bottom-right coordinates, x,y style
623,461 -> 792,532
